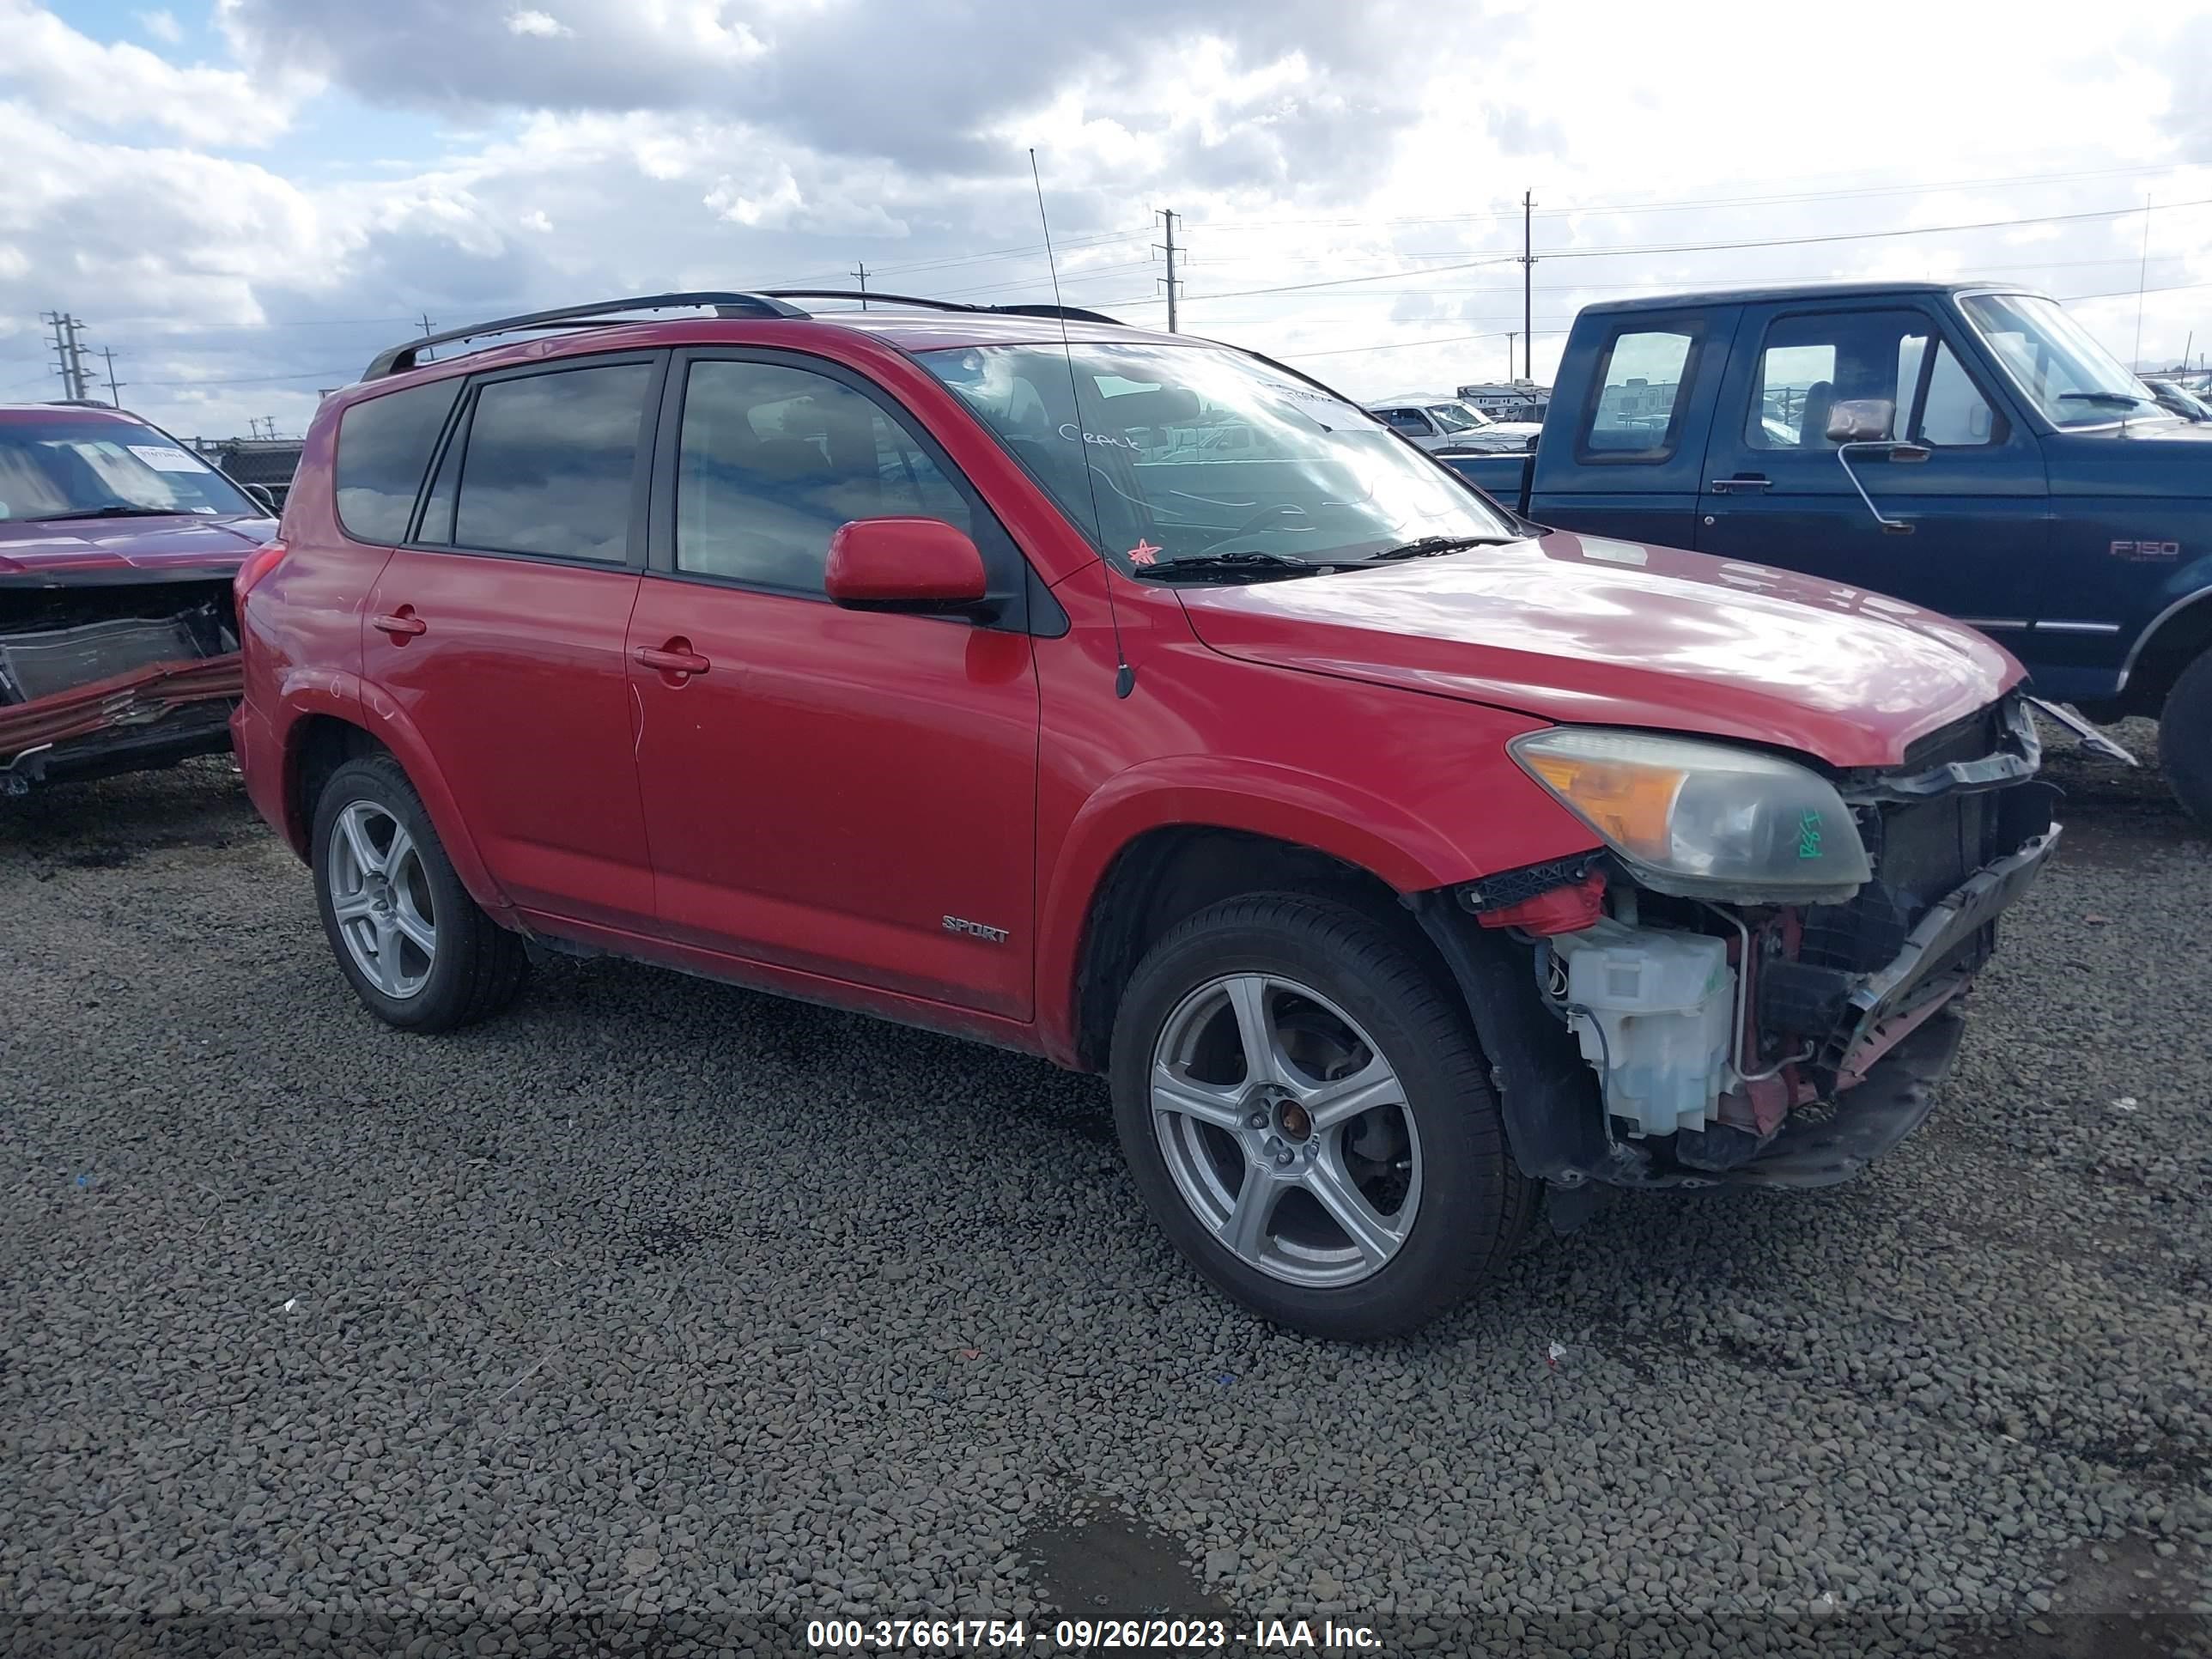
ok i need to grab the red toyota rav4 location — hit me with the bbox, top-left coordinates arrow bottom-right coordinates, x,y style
234,290 -> 2058,1338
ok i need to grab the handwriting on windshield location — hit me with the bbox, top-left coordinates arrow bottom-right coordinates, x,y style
1059,423 -> 1140,454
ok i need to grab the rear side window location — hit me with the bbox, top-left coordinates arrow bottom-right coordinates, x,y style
1581,328 -> 1695,459
333,380 -> 460,544
453,362 -> 653,563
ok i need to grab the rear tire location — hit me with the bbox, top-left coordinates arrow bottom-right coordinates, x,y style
2160,649 -> 2212,832
310,754 -> 528,1032
1109,892 -> 1531,1340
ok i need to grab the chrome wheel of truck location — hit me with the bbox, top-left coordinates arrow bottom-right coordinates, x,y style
1150,971 -> 1422,1288
1110,892 -> 1533,1340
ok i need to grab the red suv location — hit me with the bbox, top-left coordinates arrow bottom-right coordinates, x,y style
234,290 -> 2057,1338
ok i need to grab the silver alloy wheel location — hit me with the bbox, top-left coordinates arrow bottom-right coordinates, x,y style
1150,972 -> 1421,1287
326,800 -> 437,1000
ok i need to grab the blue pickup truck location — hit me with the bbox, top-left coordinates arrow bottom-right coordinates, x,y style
1444,281 -> 2212,827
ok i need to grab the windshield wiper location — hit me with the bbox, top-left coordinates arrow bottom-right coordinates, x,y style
1128,550 -> 1328,582
27,505 -> 185,521
1366,534 -> 1515,561
2057,391 -> 2153,409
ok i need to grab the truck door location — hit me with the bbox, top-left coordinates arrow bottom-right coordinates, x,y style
1527,306 -> 1733,550
1693,301 -> 2046,641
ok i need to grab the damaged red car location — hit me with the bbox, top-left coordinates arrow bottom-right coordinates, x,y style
0,404 -> 275,793
234,293 -> 2059,1339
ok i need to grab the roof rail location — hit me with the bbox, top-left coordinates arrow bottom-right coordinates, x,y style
759,289 -> 1125,327
363,291 -> 808,380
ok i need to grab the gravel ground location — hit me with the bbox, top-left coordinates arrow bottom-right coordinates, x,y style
2,724 -> 2207,1658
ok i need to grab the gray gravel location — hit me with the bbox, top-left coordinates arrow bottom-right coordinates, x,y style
2,726 -> 2208,1658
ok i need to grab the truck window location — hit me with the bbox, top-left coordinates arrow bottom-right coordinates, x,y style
1748,311 -> 1997,451
1581,329 -> 1694,459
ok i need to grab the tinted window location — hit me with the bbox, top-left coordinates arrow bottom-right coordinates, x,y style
1583,329 -> 1693,456
1747,311 -> 1929,450
453,363 -> 652,562
676,360 -> 973,591
334,380 -> 459,543
1376,409 -> 1428,435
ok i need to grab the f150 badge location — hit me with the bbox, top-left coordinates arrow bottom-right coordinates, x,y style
944,915 -> 1011,945
2110,538 -> 2180,562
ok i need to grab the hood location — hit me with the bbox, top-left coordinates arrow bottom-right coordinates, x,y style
1172,530 -> 2021,769
0,513 -> 275,580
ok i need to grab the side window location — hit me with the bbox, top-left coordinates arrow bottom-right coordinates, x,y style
453,362 -> 653,563
675,360 -> 973,592
1378,409 -> 1429,435
1913,340 -> 2000,447
332,380 -> 460,544
1583,329 -> 1694,458
1746,310 -> 1929,451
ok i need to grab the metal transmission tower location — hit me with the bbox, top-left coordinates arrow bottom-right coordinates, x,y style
41,312 -> 90,400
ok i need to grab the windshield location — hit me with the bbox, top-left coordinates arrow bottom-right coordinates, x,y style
1425,403 -> 1488,433
921,342 -> 1520,572
0,419 -> 257,523
1959,293 -> 2165,428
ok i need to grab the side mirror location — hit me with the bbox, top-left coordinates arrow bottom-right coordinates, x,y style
1824,399 -> 1895,445
825,517 -> 989,614
244,483 -> 278,514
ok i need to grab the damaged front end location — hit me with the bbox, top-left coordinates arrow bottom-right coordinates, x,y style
0,573 -> 244,792
1415,694 -> 2057,1209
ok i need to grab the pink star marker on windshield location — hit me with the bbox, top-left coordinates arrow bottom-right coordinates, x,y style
1127,540 -> 1162,566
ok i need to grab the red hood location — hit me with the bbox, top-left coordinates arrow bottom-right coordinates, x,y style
1172,530 -> 2022,769
0,513 -> 274,578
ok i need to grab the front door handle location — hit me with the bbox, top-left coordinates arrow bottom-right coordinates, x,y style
371,608 -> 427,639
635,640 -> 712,679
1707,475 -> 1771,494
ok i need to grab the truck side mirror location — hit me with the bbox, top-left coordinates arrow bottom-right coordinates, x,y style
1824,399 -> 1895,445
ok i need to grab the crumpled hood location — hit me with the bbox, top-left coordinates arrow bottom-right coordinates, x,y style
0,514 -> 274,579
1173,530 -> 2022,769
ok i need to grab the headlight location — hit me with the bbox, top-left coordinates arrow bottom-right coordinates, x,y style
1510,728 -> 1872,902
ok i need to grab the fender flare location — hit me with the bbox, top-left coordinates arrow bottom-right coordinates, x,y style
276,671 -> 514,917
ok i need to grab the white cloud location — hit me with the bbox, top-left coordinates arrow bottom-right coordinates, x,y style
505,9 -> 572,38
519,208 -> 552,231
137,8 -> 183,43
0,0 -> 311,147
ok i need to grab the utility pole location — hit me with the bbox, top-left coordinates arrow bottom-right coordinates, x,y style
1520,191 -> 1536,381
100,346 -> 124,407
852,262 -> 870,311
42,312 -> 90,401
1155,209 -> 1181,333
1505,332 -> 1517,380
2133,193 -> 2151,372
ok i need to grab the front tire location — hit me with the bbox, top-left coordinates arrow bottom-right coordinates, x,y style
310,754 -> 528,1032
1109,893 -> 1531,1340
2162,649 -> 2212,832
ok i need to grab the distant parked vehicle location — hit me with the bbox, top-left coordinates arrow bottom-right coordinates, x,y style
1363,395 -> 1540,454
0,404 -> 276,791
1442,282 -> 2212,829
2142,377 -> 2212,422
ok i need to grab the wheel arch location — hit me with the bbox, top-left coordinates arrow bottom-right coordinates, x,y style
2119,583 -> 2212,715
280,693 -> 512,915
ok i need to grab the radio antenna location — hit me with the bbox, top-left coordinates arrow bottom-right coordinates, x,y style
1030,147 -> 1134,699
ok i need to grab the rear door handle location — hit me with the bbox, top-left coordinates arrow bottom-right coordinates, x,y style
371,608 -> 427,639
1707,476 -> 1771,494
635,641 -> 712,678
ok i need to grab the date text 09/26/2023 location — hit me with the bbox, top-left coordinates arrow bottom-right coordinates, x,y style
805,1619 -> 1384,1651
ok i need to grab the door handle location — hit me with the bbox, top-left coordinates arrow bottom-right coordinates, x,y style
1707,476 -> 1771,494
635,640 -> 712,678
371,608 -> 427,640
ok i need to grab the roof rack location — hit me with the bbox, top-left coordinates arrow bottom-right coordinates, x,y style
363,291 -> 807,380
760,289 -> 1124,326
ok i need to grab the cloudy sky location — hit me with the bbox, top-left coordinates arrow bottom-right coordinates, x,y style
5,0 -> 2212,439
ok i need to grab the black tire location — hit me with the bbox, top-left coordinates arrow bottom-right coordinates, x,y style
309,753 -> 528,1032
1109,892 -> 1534,1340
2161,649 -> 2212,831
